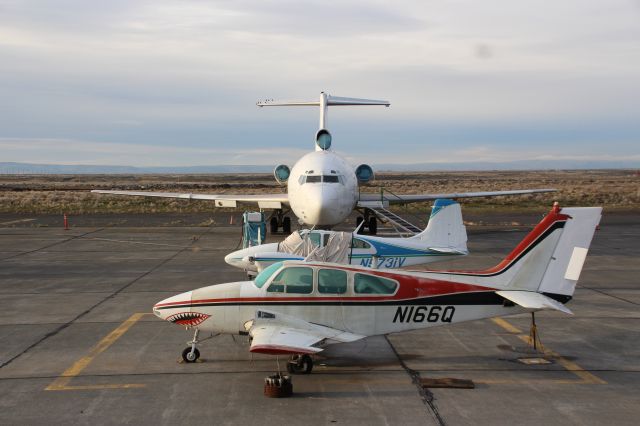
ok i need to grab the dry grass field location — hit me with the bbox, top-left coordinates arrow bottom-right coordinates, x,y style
0,170 -> 638,215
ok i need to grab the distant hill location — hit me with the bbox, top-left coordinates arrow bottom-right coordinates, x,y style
0,160 -> 638,174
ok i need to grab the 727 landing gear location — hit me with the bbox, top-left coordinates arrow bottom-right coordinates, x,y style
286,354 -> 313,374
269,209 -> 292,234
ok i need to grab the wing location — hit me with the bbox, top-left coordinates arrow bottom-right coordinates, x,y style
358,188 -> 556,205
247,310 -> 365,355
91,190 -> 289,209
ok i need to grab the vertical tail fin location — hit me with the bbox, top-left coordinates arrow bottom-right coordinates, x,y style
411,199 -> 468,254
475,203 -> 601,299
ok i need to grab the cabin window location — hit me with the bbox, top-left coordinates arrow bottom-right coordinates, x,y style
254,262 -> 283,288
267,266 -> 313,294
308,232 -> 321,247
318,269 -> 347,294
351,238 -> 371,249
354,273 -> 398,295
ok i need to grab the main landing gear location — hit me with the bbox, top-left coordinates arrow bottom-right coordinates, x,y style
356,209 -> 378,235
286,354 -> 313,374
269,209 -> 292,234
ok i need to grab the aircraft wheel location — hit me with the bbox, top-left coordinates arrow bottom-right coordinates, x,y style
182,347 -> 200,363
368,216 -> 377,235
282,216 -> 291,234
356,216 -> 364,233
286,354 -> 313,374
269,217 -> 278,234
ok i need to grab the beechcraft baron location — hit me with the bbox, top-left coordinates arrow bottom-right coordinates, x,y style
225,199 -> 468,275
93,92 -> 555,234
153,203 -> 601,373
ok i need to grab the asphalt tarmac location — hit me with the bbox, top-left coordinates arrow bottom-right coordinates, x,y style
0,213 -> 638,425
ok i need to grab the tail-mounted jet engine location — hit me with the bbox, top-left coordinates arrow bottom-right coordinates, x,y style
316,129 -> 332,150
274,164 -> 291,185
355,164 -> 374,183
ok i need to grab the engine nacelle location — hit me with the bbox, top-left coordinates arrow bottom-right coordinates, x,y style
355,164 -> 374,183
315,129 -> 332,150
273,164 -> 291,185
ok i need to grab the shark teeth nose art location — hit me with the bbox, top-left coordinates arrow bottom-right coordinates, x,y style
166,312 -> 211,327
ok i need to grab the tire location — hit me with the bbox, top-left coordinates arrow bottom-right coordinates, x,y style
269,217 -> 278,234
182,347 -> 200,363
282,216 -> 291,234
368,216 -> 377,235
287,354 -> 313,374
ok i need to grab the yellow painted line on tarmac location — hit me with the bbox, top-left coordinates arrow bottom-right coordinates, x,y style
490,317 -> 606,385
46,313 -> 150,391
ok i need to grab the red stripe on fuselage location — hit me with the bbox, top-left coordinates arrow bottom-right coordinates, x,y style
153,277 -> 494,307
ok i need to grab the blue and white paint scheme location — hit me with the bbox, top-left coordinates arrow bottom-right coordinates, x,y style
225,199 -> 468,275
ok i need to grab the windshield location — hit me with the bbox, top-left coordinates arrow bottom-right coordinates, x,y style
254,262 -> 284,288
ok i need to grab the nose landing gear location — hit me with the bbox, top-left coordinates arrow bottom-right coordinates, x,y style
180,328 -> 219,363
182,329 -> 201,363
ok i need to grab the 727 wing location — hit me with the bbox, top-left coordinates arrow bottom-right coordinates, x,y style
91,190 -> 288,210
358,188 -> 556,206
246,310 -> 365,355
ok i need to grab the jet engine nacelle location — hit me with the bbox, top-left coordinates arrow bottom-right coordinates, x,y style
355,164 -> 374,183
316,129 -> 332,150
274,164 -> 291,184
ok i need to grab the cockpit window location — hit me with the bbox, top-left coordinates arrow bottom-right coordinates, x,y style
254,262 -> 283,288
267,266 -> 313,294
299,175 -> 344,185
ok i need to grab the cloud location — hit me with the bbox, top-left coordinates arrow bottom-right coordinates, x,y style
0,0 -> 638,167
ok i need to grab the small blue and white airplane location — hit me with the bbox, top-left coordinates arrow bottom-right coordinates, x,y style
225,199 -> 468,275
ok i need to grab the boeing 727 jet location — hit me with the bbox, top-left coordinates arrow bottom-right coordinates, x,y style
93,92 -> 555,233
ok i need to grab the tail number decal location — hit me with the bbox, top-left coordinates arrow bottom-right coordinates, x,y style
392,306 -> 455,323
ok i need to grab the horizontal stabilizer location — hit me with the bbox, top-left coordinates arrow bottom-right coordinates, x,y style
496,290 -> 573,314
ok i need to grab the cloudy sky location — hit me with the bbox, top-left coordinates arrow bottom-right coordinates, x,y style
1,0 -> 639,167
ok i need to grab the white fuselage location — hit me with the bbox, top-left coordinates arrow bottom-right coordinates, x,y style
287,151 -> 359,227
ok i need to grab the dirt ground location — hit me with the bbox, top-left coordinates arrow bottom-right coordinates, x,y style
0,170 -> 638,216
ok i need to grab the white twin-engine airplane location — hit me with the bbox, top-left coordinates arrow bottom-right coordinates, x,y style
153,203 -> 601,373
92,92 -> 555,234
225,199 -> 468,275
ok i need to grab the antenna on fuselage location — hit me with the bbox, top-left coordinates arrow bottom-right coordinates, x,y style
257,92 -> 390,151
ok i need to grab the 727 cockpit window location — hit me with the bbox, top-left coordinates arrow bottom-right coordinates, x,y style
306,175 -> 321,183
323,175 -> 339,183
254,262 -> 283,288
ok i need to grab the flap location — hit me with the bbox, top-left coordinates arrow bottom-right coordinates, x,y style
496,290 -> 573,314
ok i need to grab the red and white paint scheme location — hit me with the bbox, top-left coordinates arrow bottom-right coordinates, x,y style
153,203 -> 601,372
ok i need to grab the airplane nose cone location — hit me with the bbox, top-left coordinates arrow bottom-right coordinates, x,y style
153,291 -> 192,321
